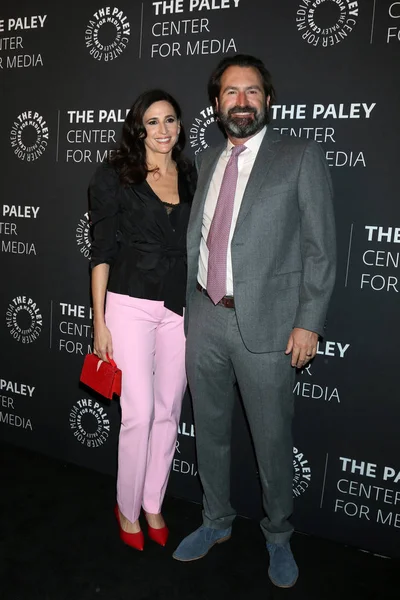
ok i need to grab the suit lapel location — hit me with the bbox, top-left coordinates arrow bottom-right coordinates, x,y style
234,128 -> 282,234
188,142 -> 225,252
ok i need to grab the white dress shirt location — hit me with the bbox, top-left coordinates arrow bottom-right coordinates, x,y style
198,126 -> 267,296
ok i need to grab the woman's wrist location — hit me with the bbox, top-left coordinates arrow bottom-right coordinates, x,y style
93,314 -> 106,327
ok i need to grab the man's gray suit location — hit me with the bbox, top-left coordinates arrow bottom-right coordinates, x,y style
185,128 -> 336,543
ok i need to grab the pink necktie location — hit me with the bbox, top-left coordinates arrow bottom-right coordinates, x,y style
206,144 -> 246,304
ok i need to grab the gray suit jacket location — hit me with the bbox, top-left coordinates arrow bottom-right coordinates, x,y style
185,128 -> 336,352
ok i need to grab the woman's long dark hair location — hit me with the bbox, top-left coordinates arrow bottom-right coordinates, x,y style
109,89 -> 189,185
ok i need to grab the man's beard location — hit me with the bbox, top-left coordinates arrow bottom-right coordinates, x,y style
217,105 -> 267,138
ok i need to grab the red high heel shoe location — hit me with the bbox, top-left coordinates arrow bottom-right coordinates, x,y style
147,524 -> 169,547
114,505 -> 144,551
145,513 -> 169,547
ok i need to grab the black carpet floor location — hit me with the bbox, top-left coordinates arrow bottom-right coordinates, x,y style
0,442 -> 398,600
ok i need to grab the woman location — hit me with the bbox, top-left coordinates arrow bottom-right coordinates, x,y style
89,90 -> 196,551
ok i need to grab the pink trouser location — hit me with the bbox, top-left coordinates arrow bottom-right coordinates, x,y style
105,292 -> 186,523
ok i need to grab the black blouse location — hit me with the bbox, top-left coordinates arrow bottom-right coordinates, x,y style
89,161 -> 196,316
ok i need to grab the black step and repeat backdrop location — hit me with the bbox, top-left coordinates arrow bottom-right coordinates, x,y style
1,0 -> 399,558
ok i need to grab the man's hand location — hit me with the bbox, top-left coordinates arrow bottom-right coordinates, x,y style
285,327 -> 318,368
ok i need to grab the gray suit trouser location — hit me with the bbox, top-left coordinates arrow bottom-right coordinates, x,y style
186,289 -> 295,544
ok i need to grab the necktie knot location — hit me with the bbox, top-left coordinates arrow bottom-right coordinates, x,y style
230,144 -> 246,159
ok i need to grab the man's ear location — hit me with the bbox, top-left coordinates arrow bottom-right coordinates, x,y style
215,97 -> 219,113
266,95 -> 271,109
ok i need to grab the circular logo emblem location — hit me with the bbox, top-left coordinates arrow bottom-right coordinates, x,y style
293,447 -> 311,497
69,399 -> 111,448
10,111 -> 49,161
76,212 -> 92,260
189,105 -> 221,156
296,0 -> 359,47
85,7 -> 130,61
5,296 -> 43,344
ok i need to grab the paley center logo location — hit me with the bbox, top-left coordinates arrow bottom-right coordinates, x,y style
293,447 -> 311,497
76,212 -> 92,260
189,105 -> 220,155
85,7 -> 130,61
10,111 -> 49,161
5,296 -> 43,343
296,0 -> 359,47
69,398 -> 110,448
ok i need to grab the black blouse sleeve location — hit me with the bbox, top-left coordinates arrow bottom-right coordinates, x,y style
89,162 -> 120,268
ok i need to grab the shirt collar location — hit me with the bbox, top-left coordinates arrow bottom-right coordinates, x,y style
225,125 -> 267,156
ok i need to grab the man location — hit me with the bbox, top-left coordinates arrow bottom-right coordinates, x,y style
173,55 -> 336,588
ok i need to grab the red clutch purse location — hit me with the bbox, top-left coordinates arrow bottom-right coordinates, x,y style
80,354 -> 122,400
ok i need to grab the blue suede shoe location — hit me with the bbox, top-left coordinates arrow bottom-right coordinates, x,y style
173,525 -> 232,562
267,542 -> 299,588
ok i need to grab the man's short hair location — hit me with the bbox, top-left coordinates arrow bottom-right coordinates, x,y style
208,54 -> 276,111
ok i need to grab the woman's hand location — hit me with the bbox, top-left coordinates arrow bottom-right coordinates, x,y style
93,320 -> 113,362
